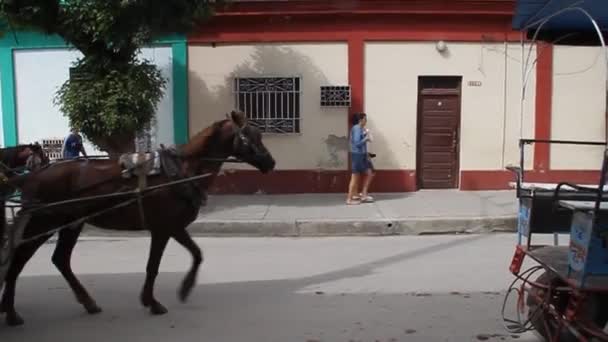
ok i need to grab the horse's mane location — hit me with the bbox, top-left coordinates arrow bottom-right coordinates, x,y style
180,119 -> 230,158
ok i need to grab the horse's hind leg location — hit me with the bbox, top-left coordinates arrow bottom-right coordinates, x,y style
0,235 -> 50,326
172,229 -> 203,302
140,231 -> 170,315
52,224 -> 101,314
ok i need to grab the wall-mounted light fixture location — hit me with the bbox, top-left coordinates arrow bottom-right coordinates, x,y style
436,40 -> 448,53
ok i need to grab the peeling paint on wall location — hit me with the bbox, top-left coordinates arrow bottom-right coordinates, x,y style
317,134 -> 348,168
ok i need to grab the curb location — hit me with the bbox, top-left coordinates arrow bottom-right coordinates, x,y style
79,215 -> 517,237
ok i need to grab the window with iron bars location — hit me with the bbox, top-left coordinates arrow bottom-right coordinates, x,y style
233,76 -> 301,134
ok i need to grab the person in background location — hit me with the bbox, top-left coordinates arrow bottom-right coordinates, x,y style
346,112 -> 375,205
61,127 -> 88,159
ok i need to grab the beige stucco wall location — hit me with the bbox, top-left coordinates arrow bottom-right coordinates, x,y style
550,45 -> 607,170
364,42 -> 536,172
188,43 -> 349,170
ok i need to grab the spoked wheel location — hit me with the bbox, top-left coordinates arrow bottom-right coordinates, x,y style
527,271 -> 608,341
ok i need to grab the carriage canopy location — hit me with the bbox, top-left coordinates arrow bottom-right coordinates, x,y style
511,0 -> 608,46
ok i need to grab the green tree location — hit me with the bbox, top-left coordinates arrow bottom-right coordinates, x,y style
0,0 -> 220,155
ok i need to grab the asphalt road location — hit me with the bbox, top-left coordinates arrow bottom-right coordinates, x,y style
0,233 -> 554,342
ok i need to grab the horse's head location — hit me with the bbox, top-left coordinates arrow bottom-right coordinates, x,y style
225,110 -> 276,173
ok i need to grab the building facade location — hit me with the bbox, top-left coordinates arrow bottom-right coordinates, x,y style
188,0 -> 607,194
1,0 -> 605,194
0,33 -> 189,155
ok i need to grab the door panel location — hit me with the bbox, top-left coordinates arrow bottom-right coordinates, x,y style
417,76 -> 462,189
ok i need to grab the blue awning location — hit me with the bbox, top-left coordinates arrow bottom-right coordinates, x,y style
512,0 -> 608,45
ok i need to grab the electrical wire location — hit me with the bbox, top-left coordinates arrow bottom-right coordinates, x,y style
502,265 -> 546,334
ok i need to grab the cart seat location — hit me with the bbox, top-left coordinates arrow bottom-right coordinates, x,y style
513,181 -> 608,234
509,182 -> 607,191
510,182 -> 608,201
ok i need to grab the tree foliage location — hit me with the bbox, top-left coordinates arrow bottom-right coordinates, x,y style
0,0 -> 220,153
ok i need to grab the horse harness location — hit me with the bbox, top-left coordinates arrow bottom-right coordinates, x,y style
118,140 -> 246,230
119,147 -> 194,229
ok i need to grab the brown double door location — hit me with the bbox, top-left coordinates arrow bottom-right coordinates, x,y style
416,76 -> 462,189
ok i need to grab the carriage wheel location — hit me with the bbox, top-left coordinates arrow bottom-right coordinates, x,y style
527,271 -> 608,341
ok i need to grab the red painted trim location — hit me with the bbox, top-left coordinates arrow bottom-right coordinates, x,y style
190,15 -> 521,44
215,0 -> 516,17
460,170 -> 601,190
534,42 -> 553,171
208,169 -> 602,193
347,37 -> 364,172
208,170 -> 417,194
348,38 -> 364,118
192,30 -> 522,44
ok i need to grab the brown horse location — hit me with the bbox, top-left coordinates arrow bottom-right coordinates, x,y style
0,111 -> 275,326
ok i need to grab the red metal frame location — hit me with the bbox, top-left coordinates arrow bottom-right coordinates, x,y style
508,247 -> 608,340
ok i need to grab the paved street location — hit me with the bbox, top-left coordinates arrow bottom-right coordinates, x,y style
0,233 -> 556,341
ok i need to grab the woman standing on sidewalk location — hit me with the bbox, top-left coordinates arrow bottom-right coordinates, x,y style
346,112 -> 375,205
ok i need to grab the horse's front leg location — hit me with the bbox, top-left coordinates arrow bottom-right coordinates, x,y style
172,229 -> 203,302
140,232 -> 170,315
52,224 -> 101,314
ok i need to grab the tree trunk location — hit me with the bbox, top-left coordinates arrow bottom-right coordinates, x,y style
92,134 -> 136,159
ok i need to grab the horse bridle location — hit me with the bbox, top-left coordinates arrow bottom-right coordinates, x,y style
232,123 -> 267,158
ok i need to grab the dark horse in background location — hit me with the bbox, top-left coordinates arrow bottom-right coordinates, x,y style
0,111 -> 275,326
0,143 -> 49,179
0,143 -> 49,272
0,142 -> 50,214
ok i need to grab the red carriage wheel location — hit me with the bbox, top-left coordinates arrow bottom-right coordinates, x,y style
527,271 -> 608,341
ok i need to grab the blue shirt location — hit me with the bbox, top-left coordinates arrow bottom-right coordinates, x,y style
350,124 -> 368,155
62,133 -> 83,159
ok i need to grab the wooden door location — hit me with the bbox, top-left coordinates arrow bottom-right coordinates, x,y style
416,76 -> 462,189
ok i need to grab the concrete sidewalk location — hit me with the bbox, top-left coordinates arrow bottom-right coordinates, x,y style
173,190 -> 518,237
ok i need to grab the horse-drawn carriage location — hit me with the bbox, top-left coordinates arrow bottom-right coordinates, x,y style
504,1 -> 608,340
0,111 -> 275,326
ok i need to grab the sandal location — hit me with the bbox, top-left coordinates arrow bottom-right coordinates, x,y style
360,195 -> 374,203
346,199 -> 361,205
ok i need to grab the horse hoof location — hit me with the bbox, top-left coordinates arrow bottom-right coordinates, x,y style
85,303 -> 102,315
179,275 -> 196,302
6,313 -> 24,326
140,294 -> 151,308
178,286 -> 191,303
150,302 -> 168,315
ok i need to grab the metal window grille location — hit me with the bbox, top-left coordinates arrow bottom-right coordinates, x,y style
320,85 -> 351,107
41,138 -> 64,160
233,76 -> 301,134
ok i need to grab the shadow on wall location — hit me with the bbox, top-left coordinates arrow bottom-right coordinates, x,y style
188,45 -> 398,194
189,45 -> 330,125
190,45 -> 343,168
